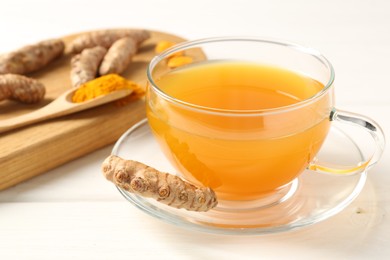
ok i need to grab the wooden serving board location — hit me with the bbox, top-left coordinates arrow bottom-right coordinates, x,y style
0,29 -> 196,190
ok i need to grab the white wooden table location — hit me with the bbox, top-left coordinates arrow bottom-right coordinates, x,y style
1,0 -> 389,259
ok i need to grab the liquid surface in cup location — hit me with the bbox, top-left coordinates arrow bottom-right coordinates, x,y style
147,61 -> 331,201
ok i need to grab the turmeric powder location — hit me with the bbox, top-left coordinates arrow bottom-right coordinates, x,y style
102,155 -> 218,212
72,74 -> 143,103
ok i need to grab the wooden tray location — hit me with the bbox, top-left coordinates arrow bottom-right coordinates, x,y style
0,29 -> 190,190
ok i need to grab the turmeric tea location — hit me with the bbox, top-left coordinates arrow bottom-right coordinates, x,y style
147,61 -> 329,201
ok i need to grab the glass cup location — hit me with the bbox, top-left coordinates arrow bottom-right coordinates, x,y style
146,37 -> 385,205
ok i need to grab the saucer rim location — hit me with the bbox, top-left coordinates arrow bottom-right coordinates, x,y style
112,118 -> 367,235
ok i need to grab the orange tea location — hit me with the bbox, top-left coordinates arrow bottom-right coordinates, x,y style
147,61 -> 332,201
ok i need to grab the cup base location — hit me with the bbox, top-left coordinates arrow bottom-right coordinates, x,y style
216,179 -> 299,212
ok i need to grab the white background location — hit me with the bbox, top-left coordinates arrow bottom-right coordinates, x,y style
1,0 -> 389,259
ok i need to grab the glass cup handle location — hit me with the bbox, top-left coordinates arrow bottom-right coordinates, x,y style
308,108 -> 386,175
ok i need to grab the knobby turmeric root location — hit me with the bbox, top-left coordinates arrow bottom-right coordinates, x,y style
99,37 -> 138,75
0,74 -> 45,103
102,155 -> 218,212
69,29 -> 150,54
70,46 -> 107,88
0,39 -> 65,75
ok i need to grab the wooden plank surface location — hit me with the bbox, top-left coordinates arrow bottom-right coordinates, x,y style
0,29 -> 189,190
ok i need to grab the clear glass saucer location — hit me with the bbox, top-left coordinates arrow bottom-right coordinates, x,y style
111,119 -> 367,235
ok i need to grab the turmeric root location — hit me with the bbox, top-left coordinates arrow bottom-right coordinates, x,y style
154,41 -> 192,68
0,74 -> 45,103
155,41 -> 176,54
102,155 -> 218,212
167,56 -> 193,68
99,37 -> 137,75
69,29 -> 150,54
0,39 -> 64,75
70,46 -> 107,88
154,40 -> 184,57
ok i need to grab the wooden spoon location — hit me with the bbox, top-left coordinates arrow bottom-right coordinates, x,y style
0,88 -> 133,134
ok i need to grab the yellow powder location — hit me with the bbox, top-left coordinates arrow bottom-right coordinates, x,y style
72,74 -> 144,103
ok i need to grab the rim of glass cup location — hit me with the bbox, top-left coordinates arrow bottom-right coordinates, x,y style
147,37 -> 335,116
